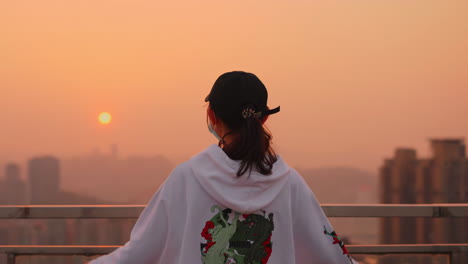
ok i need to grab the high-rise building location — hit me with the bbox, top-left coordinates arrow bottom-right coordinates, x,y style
3,163 -> 27,205
380,148 -> 418,244
380,138 -> 467,261
28,156 -> 60,204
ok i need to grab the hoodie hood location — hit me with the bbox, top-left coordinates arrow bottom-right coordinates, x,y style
190,144 -> 291,213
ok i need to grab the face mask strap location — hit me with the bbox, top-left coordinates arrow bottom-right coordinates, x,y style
208,121 -> 222,141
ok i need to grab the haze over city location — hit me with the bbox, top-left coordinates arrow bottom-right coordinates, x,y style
1,2 -> 467,263
2,0 -> 467,175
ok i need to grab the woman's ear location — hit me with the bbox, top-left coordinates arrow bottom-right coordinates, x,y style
260,106 -> 270,124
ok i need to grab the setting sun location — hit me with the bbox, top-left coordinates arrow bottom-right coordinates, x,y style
98,112 -> 112,125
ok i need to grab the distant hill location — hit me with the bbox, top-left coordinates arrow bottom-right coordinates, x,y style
296,166 -> 378,204
61,154 -> 174,204
296,166 -> 379,244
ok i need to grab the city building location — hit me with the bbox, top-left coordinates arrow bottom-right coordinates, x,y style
380,138 -> 467,262
0,163 -> 27,205
0,157 -> 135,247
28,156 -> 61,205
0,163 -> 29,244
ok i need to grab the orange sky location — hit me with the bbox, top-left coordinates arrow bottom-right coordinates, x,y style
1,0 -> 467,174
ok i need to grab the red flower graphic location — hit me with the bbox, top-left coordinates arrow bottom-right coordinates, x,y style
261,234 -> 272,264
201,221 -> 216,253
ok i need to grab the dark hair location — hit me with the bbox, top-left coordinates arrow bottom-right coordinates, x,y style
205,71 -> 280,177
212,104 -> 278,177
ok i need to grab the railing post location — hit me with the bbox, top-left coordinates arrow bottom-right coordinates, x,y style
0,253 -> 14,264
451,250 -> 466,264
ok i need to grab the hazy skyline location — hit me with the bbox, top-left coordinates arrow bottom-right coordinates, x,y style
2,1 -> 467,175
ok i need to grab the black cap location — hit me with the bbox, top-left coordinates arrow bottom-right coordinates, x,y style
205,71 -> 280,122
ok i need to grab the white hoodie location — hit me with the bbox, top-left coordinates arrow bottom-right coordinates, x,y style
90,144 -> 356,264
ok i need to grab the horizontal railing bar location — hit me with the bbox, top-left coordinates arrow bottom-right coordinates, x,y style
0,246 -> 117,255
0,205 -> 145,219
0,204 -> 467,219
0,244 -> 467,255
348,244 -> 468,254
321,204 -> 468,218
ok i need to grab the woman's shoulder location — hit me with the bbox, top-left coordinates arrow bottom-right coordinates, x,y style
164,160 -> 194,184
163,146 -> 214,183
284,167 -> 313,192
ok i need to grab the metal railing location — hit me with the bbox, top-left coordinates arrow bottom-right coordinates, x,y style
1,204 -> 467,219
0,204 -> 467,264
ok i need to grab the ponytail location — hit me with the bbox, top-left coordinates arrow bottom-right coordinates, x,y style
220,109 -> 277,177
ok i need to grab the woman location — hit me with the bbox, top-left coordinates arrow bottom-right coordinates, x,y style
88,71 -> 356,264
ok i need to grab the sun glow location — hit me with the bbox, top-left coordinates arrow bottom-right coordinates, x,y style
98,112 -> 112,125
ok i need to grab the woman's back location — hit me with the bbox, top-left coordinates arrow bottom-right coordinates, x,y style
90,144 -> 354,263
